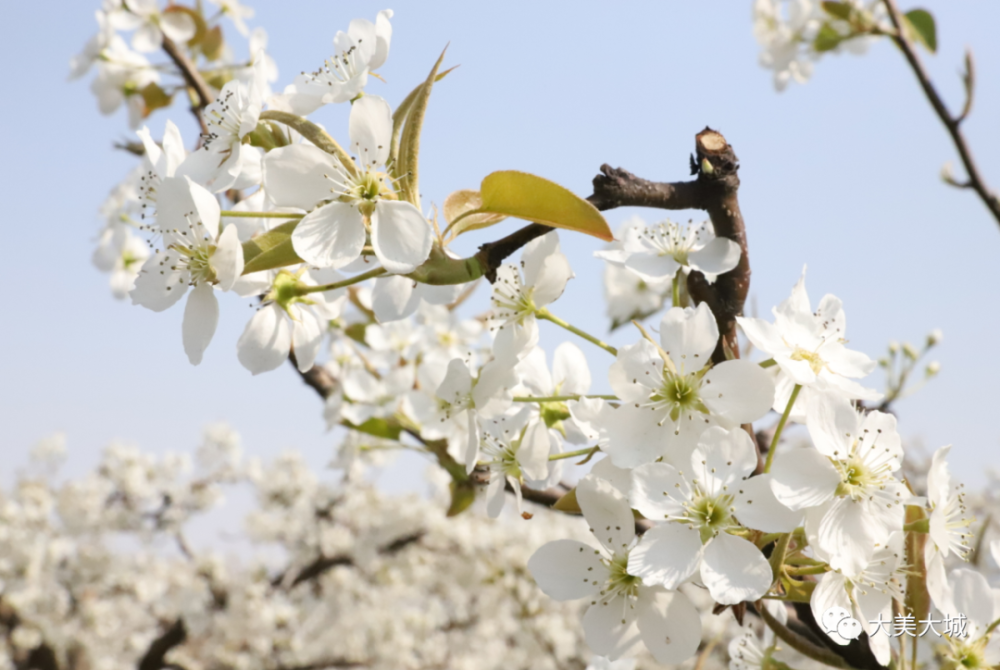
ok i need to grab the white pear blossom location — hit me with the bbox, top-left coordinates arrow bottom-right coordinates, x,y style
603,303 -> 775,468
489,231 -> 574,362
178,57 -> 268,193
616,219 -> 741,284
770,392 -> 910,575
92,223 -> 150,299
262,95 -> 433,273
480,417 -> 551,518
924,445 -> 974,612
130,177 -> 244,365
236,269 -> 347,375
596,217 -> 671,326
427,357 -> 518,472
207,0 -> 255,37
518,342 -> 592,445
628,427 -> 798,605
809,532 -> 906,666
935,569 -> 1000,670
69,9 -> 116,80
89,35 -> 158,127
737,269 -> 881,419
528,476 -> 702,664
108,0 -> 197,53
752,0 -> 821,91
370,273 -> 464,323
270,10 -> 393,115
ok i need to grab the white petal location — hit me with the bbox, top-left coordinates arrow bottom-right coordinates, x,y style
471,359 -> 516,418
182,283 -> 219,365
130,252 -> 188,312
627,524 -> 702,589
601,405 -> 672,469
371,10 -> 393,70
590,457 -> 632,497
486,472 -> 506,518
582,596 -> 640,660
291,309 -> 324,372
636,589 -> 702,665
161,119 -> 187,177
553,342 -> 591,395
371,274 -> 420,322
436,358 -> 474,400
527,539 -> 603,601
213,224 -> 244,291
690,426 -> 758,490
519,421 -> 553,482
733,474 -> 803,533
810,571 -> 852,646
131,23 -> 162,53
262,144 -> 335,210
370,200 -> 433,274
769,448 -> 839,510
237,303 -> 292,374
805,391 -> 859,458
817,498 -> 879,576
660,303 -> 718,374
701,533 -> 772,605
608,339 -> 663,402
687,237 -> 741,277
701,360 -> 775,424
624,252 -> 680,282
577,475 -> 636,556
292,202 -> 366,269
349,95 -> 392,167
629,462 -> 690,521
160,12 -> 196,43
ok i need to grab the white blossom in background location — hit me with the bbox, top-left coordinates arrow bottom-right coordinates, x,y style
752,0 -> 821,91
88,34 -> 158,126
270,10 -> 393,115
935,569 -> 1000,670
602,303 -> 774,468
207,0 -> 256,37
528,476 -> 702,663
108,0 -> 197,53
489,231 -> 574,361
924,445 -> 973,612
92,223 -> 149,298
263,95 -> 433,273
480,414 -> 551,518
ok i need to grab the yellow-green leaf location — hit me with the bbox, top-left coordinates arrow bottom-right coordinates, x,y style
241,220 -> 304,274
139,82 -> 173,117
447,481 -> 477,517
389,65 -> 458,180
398,47 -> 447,206
164,6 -> 207,47
552,487 -> 581,514
199,25 -> 225,62
478,171 -> 613,241
443,189 -> 506,239
904,9 -> 937,53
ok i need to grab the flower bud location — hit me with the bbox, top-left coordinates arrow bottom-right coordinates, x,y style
925,361 -> 941,378
888,341 -> 900,354
902,342 -> 918,360
927,329 -> 943,347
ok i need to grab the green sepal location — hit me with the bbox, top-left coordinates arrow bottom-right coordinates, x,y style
240,220 -> 304,274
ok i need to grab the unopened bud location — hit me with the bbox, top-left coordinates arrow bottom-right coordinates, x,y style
902,343 -> 919,360
888,341 -> 900,354
878,357 -> 890,368
927,329 -> 943,347
925,361 -> 941,377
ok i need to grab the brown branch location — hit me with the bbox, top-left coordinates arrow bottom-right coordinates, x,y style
161,36 -> 213,134
882,0 -> 1000,229
272,531 -> 425,588
137,619 -> 187,670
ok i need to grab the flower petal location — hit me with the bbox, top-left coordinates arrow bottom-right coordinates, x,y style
262,144 -> 335,210
733,474 -> 803,532
627,523 -> 701,589
701,359 -> 775,424
291,308 -> 324,372
630,462 -> 690,520
637,589 -> 702,665
292,201 -> 366,269
700,533 -> 772,605
690,426 -> 758,490
213,224 -> 244,291
577,475 -> 636,556
688,237 -> 741,277
371,274 -> 420,322
769,448 -> 839,510
371,200 -> 433,274
182,283 -> 219,365
237,303 -> 292,374
527,539 -> 603,601
660,303 -> 718,374
582,596 -> 640,660
349,94 -> 392,167
130,252 -> 188,312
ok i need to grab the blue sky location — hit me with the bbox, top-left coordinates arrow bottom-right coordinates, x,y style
3,1 -> 999,503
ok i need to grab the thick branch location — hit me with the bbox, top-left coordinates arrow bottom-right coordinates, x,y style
137,619 -> 187,670
273,531 -> 425,588
882,0 -> 1000,229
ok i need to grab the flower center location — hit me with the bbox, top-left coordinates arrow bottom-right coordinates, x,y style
688,492 -> 736,542
481,433 -> 522,479
596,553 -> 642,624
790,347 -> 826,374
646,370 -> 710,426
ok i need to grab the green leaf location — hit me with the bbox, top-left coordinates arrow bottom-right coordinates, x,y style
398,47 -> 448,206
443,189 -> 506,239
389,66 -> 458,180
477,171 -> 613,241
259,110 -> 357,177
813,23 -> 845,52
820,1 -> 853,20
240,220 -> 304,274
447,481 -> 477,517
139,82 -> 173,117
199,25 -> 225,62
904,9 -> 937,53
346,417 -> 402,441
552,487 -> 581,514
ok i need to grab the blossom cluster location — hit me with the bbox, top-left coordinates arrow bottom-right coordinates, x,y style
68,2 -> 992,669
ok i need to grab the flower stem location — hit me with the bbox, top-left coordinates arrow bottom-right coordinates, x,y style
549,447 -> 598,462
220,210 -> 305,219
513,394 -> 618,403
764,384 -> 801,473
785,564 -> 830,577
672,269 -> 681,307
297,267 -> 388,295
754,601 -> 856,670
536,309 -> 618,356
